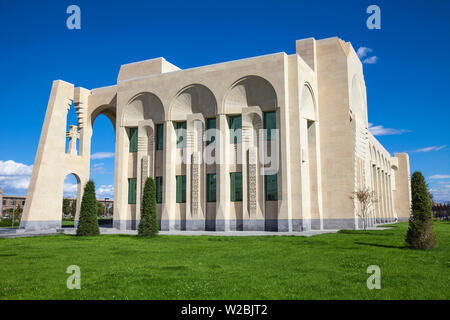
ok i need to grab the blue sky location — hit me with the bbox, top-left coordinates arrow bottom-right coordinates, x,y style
0,0 -> 449,201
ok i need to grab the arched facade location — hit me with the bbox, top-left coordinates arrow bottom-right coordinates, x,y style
21,37 -> 411,232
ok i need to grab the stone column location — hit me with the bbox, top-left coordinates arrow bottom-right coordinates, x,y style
388,174 -> 397,221
278,107 -> 292,232
370,164 -> 377,225
376,167 -> 382,223
162,120 -> 176,231
186,116 -> 205,231
216,114 -> 230,231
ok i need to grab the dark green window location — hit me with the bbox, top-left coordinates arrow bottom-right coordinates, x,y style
176,175 -> 186,203
265,174 -> 278,201
264,111 -> 276,141
230,172 -> 243,201
175,122 -> 186,148
129,127 -> 138,152
156,124 -> 164,150
206,118 -> 216,145
229,115 -> 242,144
207,173 -> 216,202
128,178 -> 137,204
155,176 -> 163,204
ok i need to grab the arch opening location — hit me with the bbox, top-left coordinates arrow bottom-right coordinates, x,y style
90,111 -> 116,228
62,173 -> 80,228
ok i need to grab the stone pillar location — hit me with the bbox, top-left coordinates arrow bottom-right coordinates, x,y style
162,120 -> 176,231
370,164 -> 377,225
216,114 -> 230,231
186,115 -> 205,231
393,153 -> 411,222
114,126 -> 129,230
383,172 -> 389,222
376,167 -> 383,223
278,106 -> 292,232
388,174 -> 397,221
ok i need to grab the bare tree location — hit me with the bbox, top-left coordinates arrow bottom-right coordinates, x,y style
350,188 -> 377,230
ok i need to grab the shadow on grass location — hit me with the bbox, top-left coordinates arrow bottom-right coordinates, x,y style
355,241 -> 407,249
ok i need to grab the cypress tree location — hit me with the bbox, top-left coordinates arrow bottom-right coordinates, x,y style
405,171 -> 437,249
76,180 -> 100,236
138,177 -> 159,236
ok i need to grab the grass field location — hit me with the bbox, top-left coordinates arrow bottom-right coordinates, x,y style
0,221 -> 449,300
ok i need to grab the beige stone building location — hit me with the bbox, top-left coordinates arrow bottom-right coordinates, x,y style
20,37 -> 411,232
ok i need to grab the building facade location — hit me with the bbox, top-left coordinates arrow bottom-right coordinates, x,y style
0,189 -> 26,218
20,37 -> 412,232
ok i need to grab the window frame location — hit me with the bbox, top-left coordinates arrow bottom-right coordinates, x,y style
155,176 -> 163,204
129,127 -> 138,152
229,115 -> 242,144
128,178 -> 137,204
176,175 -> 186,203
263,111 -> 277,141
175,121 -> 187,149
206,173 -> 217,202
230,172 -> 243,202
264,173 -> 278,201
155,124 -> 164,150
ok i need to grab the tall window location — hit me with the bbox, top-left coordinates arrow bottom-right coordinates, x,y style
176,175 -> 186,203
206,118 -> 216,145
229,115 -> 242,144
129,127 -> 138,152
230,172 -> 243,201
128,178 -> 137,204
265,174 -> 278,201
264,111 -> 276,141
155,124 -> 164,150
175,122 -> 186,148
155,176 -> 163,204
207,173 -> 216,202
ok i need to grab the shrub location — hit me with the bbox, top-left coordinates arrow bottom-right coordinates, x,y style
138,177 -> 159,237
405,171 -> 437,249
76,180 -> 100,236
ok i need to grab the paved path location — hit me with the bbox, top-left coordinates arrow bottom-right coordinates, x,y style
0,225 -> 393,239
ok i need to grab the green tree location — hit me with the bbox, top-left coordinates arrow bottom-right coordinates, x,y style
71,199 -> 77,218
97,202 -> 105,217
138,177 -> 159,236
405,171 -> 437,249
76,180 -> 100,236
62,198 -> 71,217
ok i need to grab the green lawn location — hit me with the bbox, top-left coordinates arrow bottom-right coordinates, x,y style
0,221 -> 449,300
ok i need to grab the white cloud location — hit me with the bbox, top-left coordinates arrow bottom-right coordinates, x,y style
0,160 -> 33,191
357,47 -> 372,58
430,187 -> 450,202
429,174 -> 450,179
413,145 -> 446,153
96,184 -> 114,198
363,56 -> 378,64
0,160 -> 33,176
368,124 -> 410,136
63,182 -> 78,196
91,152 -> 114,159
356,47 -> 378,64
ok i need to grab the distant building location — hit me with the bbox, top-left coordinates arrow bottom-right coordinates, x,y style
0,188 -> 113,218
0,189 -> 26,218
